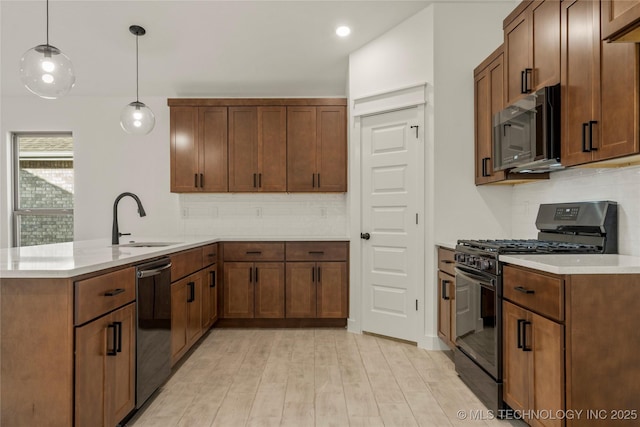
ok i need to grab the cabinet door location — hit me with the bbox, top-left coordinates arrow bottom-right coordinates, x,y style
561,0 -> 601,167
316,106 -> 347,192
170,107 -> 199,192
316,261 -> 348,318
75,314 -> 110,427
171,280 -> 188,363
186,275 -> 203,345
229,107 -> 258,192
199,107 -> 228,191
287,106 -> 317,191
597,42 -> 639,161
223,262 -> 255,318
254,262 -> 285,318
437,271 -> 453,346
602,0 -> 640,40
530,312 -> 564,427
201,265 -> 218,329
474,49 -> 507,185
531,0 -> 561,90
505,10 -> 531,104
285,262 -> 317,318
503,301 -> 530,413
75,303 -> 135,427
258,106 -> 287,191
109,303 -> 136,427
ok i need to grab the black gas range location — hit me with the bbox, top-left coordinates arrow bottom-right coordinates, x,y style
453,201 -> 618,415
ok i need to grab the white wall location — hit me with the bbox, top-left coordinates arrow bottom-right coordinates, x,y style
348,1 -> 516,349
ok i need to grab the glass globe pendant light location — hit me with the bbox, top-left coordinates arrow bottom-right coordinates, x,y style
19,0 -> 75,99
120,25 -> 155,135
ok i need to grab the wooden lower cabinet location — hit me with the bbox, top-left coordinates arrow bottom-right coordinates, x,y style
223,261 -> 285,318
75,302 -> 136,427
201,264 -> 218,329
286,261 -> 347,318
437,270 -> 456,349
171,272 -> 203,364
503,301 -> 564,427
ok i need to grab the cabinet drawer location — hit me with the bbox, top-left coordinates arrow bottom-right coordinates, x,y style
437,247 -> 456,276
223,242 -> 285,261
503,265 -> 563,321
285,242 -> 348,261
75,267 -> 136,325
202,243 -> 218,267
171,248 -> 204,282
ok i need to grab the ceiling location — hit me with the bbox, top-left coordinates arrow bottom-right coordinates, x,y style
1,1 -> 430,98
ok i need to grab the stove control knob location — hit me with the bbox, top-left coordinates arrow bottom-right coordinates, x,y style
479,259 -> 492,271
466,256 -> 476,267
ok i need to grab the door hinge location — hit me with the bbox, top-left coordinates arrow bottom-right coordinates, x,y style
416,213 -> 418,225
415,299 -> 418,311
410,125 -> 419,139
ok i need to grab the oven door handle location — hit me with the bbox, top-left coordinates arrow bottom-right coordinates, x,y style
455,266 -> 496,288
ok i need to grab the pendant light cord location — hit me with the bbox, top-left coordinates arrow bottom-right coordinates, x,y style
46,0 -> 49,45
136,34 -> 139,102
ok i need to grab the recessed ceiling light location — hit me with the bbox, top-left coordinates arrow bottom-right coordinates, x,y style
336,26 -> 351,37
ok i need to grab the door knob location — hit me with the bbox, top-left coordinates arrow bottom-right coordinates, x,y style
360,233 -> 371,240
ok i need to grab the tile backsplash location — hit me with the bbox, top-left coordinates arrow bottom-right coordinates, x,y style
178,193 -> 348,237
511,165 -> 640,256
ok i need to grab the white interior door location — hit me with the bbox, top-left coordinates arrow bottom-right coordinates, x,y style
361,107 -> 423,342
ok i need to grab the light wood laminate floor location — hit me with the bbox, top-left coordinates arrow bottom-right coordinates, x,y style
127,328 -> 523,427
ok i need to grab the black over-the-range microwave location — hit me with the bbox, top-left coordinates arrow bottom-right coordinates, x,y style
493,84 -> 562,173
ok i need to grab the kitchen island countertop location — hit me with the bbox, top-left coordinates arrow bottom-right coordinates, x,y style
0,235 -> 350,279
499,253 -> 640,275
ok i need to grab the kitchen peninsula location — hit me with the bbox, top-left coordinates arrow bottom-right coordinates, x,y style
0,236 -> 349,426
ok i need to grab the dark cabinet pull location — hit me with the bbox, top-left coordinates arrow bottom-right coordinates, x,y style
253,173 -> 257,188
249,267 -> 253,283
194,173 -> 199,188
312,267 -> 315,282
255,267 -> 259,283
514,286 -> 535,294
441,280 -> 450,300
317,266 -> 321,283
522,320 -> 532,352
524,68 -> 532,93
317,174 -> 321,187
442,260 -> 455,265
114,321 -> 123,353
258,173 -> 262,188
582,122 -> 589,152
312,174 -> 316,188
187,281 -> 195,303
588,120 -> 598,151
246,251 -> 262,255
104,288 -> 125,296
482,157 -> 490,177
107,323 -> 117,356
210,270 -> 216,288
520,70 -> 526,94
517,319 -> 525,349
308,251 -> 325,255
200,173 -> 204,188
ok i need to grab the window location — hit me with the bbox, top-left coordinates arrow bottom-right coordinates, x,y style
13,133 -> 74,247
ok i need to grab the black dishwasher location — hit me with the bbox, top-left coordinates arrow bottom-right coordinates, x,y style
135,257 -> 172,408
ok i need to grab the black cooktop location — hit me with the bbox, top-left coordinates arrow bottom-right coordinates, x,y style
457,239 -> 602,254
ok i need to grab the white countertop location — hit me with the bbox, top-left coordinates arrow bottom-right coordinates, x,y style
0,235 -> 350,279
499,254 -> 640,275
435,241 -> 457,251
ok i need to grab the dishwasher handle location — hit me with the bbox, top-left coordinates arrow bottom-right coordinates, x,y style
137,263 -> 172,279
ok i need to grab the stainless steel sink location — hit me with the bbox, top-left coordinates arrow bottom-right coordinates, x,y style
117,242 -> 181,248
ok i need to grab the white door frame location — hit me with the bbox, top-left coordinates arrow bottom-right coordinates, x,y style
348,82 -> 427,342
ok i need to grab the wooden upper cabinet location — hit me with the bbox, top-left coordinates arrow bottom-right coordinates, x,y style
228,106 -> 286,192
504,0 -> 560,105
602,0 -> 640,41
474,46 -> 507,185
170,106 -> 228,192
561,0 -> 639,167
287,106 -> 347,192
